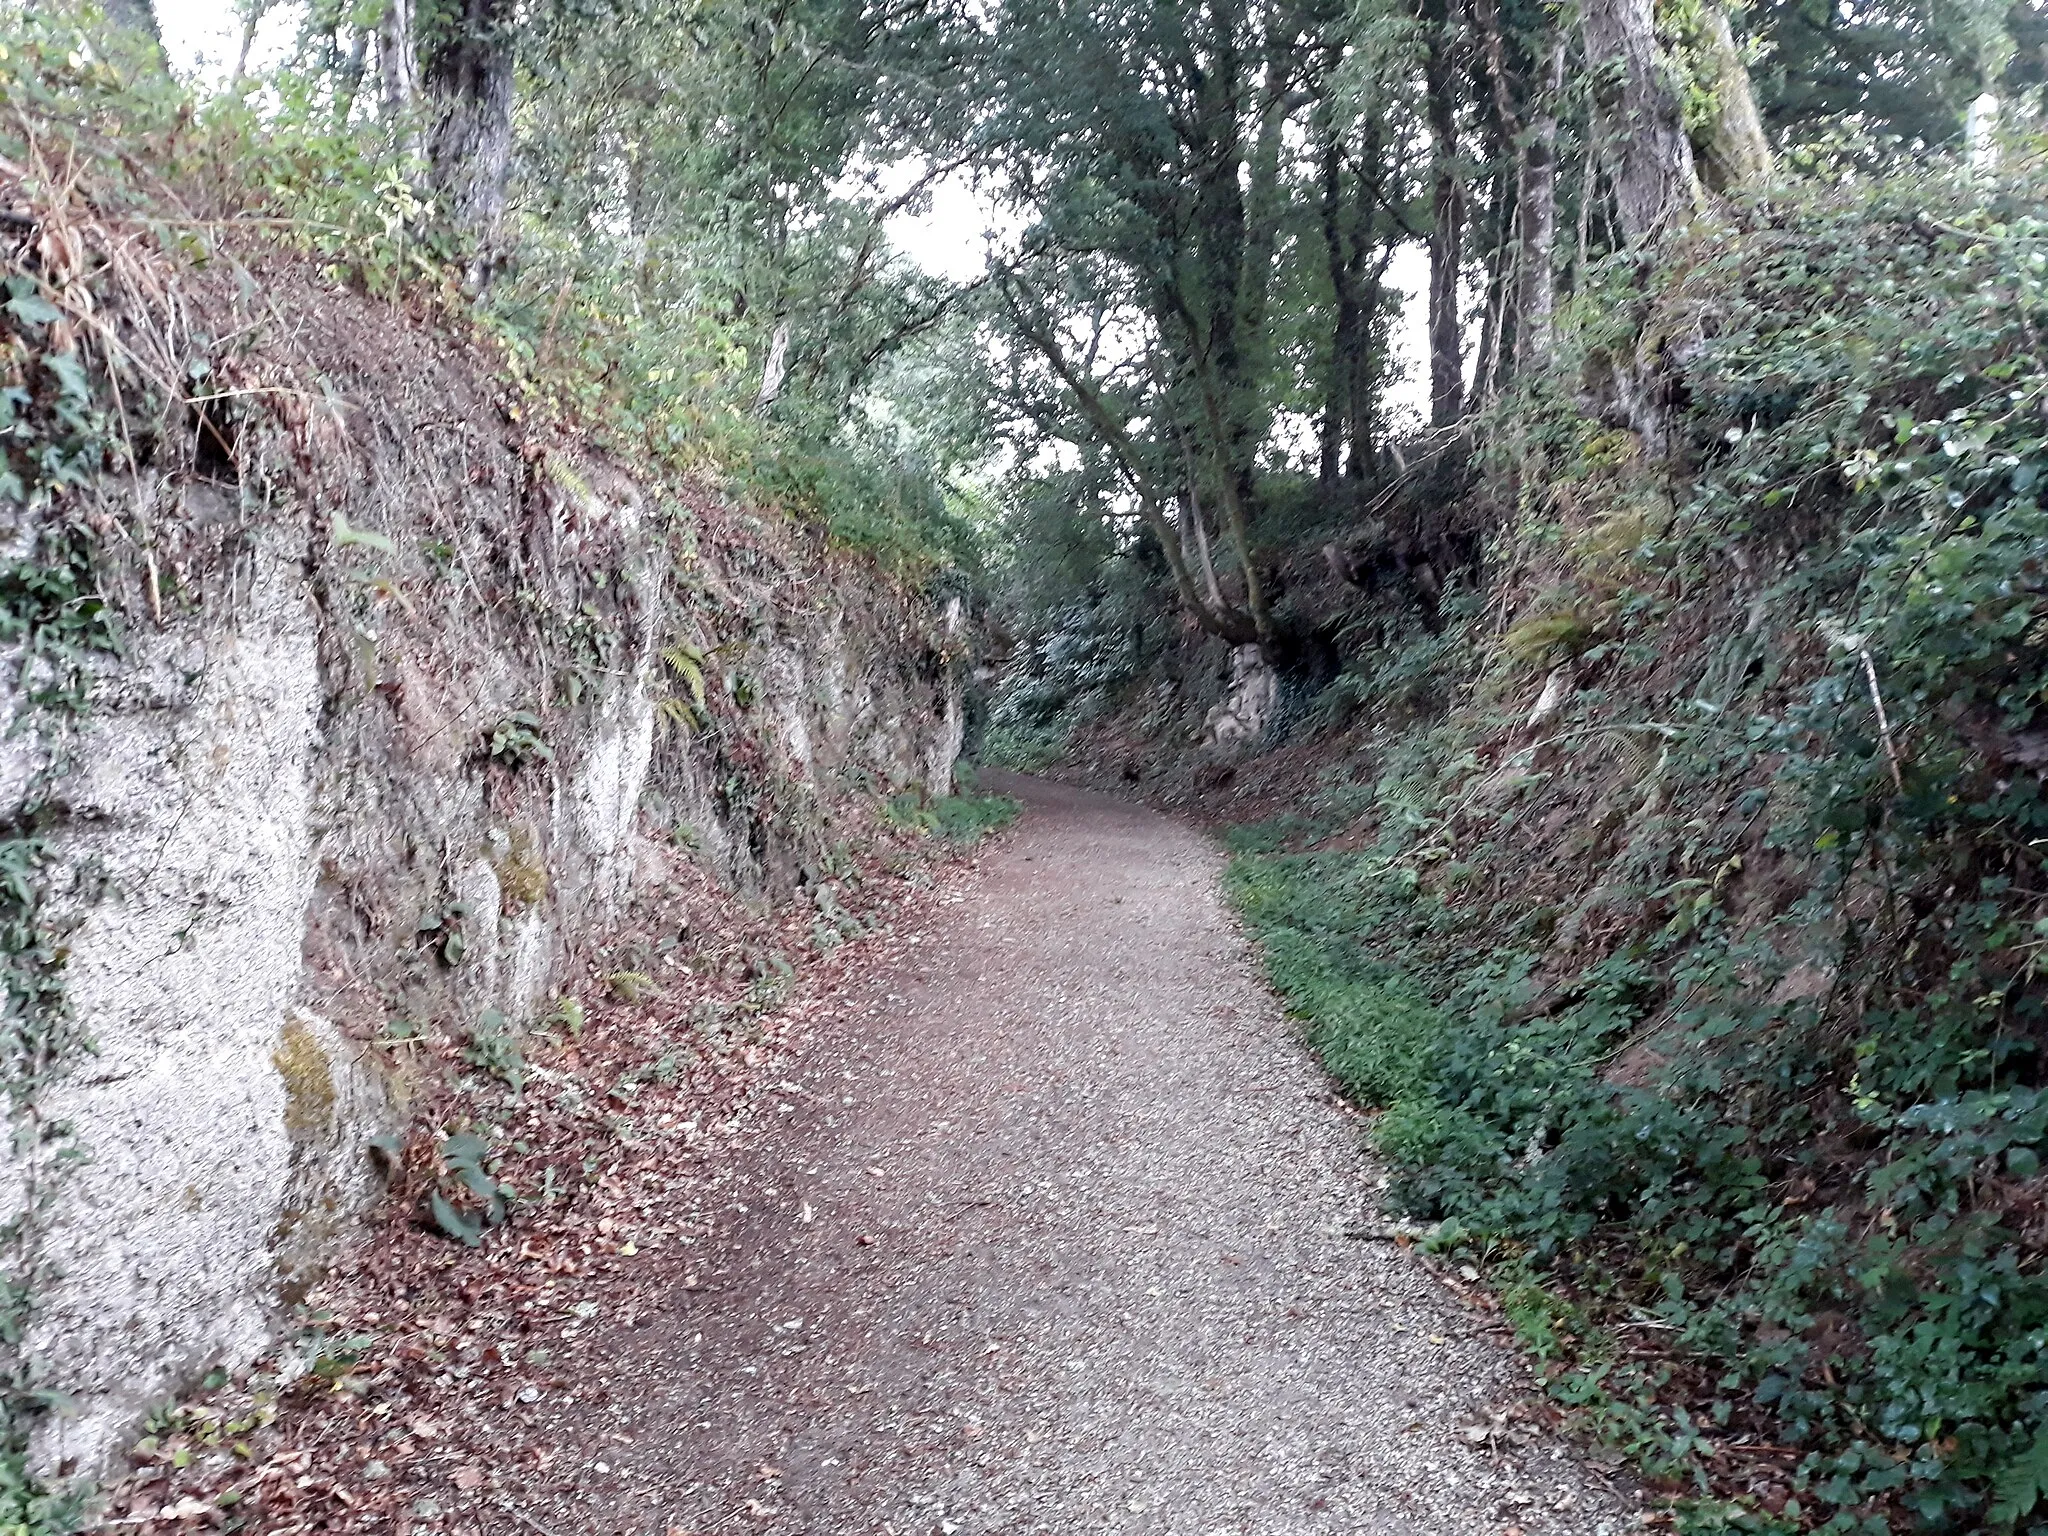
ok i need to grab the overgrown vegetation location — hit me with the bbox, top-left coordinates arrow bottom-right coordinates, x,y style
0,3 -> 990,577
0,205 -> 130,1533
9,0 -> 2048,1524
881,765 -> 1022,844
1213,148 -> 2048,1533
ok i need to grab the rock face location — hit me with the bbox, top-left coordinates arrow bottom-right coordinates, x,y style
1202,645 -> 1280,752
0,296 -> 960,1477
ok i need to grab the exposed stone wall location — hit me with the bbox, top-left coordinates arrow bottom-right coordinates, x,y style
1,291 -> 960,1476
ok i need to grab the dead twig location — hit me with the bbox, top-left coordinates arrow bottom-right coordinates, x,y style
1857,644 -> 1907,792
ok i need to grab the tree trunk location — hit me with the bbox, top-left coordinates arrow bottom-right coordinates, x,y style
1180,472 -> 1228,614
1580,0 -> 1700,243
334,27 -> 372,125
423,0 -> 518,284
1180,0 -> 1279,655
755,323 -> 792,412
1004,281 -> 1261,649
101,0 -> 163,61
230,1 -> 271,89
1343,256 -> 1389,480
1693,6 -> 1772,192
1238,51 -> 1293,365
1343,121 -> 1388,481
377,0 -> 419,121
1316,137 -> 1355,490
1422,0 -> 1465,426
1467,162 -> 1514,408
1516,36 -> 1565,370
1574,112 -> 1600,287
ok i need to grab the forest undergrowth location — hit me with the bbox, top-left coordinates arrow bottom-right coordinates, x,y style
1205,151 -> 2048,1535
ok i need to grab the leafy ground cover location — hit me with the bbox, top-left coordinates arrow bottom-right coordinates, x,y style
880,765 -> 1022,844
1208,148 -> 2048,1536
0,9 -> 982,582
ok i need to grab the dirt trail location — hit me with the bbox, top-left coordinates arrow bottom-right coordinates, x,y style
527,776 -> 1638,1536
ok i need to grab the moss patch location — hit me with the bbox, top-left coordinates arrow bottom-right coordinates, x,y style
494,824 -> 549,912
272,1017 -> 336,1138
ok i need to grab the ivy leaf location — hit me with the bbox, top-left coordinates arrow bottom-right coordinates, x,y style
42,349 -> 90,403
428,1189 -> 484,1247
6,292 -> 62,326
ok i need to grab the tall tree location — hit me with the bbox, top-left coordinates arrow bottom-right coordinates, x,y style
421,0 -> 517,281
1420,0 -> 1465,425
377,0 -> 420,121
1694,6 -> 1773,189
1579,0 -> 1699,242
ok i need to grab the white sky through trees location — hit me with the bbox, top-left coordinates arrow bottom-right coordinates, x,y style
153,0 -> 1429,430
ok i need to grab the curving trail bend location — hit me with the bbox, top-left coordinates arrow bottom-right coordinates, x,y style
525,775 -> 1640,1536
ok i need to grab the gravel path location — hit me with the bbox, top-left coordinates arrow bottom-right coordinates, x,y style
535,775 -> 1639,1536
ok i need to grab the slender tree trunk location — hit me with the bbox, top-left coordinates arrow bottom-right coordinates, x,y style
377,0 -> 419,120
1344,254 -> 1391,480
755,323 -> 791,412
1574,113 -> 1600,288
1238,51 -> 1293,360
1468,162 -> 1515,407
334,27 -> 372,123
1422,0 -> 1465,426
1694,6 -> 1772,191
1580,0 -> 1700,243
1516,35 -> 1565,370
1967,90 -> 2001,179
1316,137 -> 1355,490
230,3 -> 265,86
1180,472 -> 1228,614
1004,282 -> 1260,648
1344,121 -> 1388,481
1140,491 -> 1260,647
1475,0 -> 1564,373
423,0 -> 518,284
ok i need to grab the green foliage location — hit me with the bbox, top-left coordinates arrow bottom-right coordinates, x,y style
983,593 -> 1161,769
414,900 -> 473,968
1225,854 -> 1443,1106
484,711 -> 553,770
807,881 -> 867,952
0,199 -> 122,1523
484,0 -> 993,576
0,1451 -> 89,1536
0,9 -> 444,301
655,643 -> 709,738
1749,0 -> 2042,153
1215,145 -> 2048,1531
0,3 -> 991,596
881,787 -> 1021,844
461,1010 -> 525,1095
429,1130 -> 510,1247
